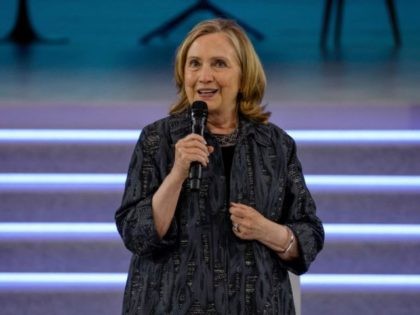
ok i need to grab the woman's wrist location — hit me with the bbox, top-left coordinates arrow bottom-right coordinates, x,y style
169,165 -> 189,184
277,226 -> 295,255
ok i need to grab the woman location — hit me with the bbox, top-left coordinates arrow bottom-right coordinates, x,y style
115,18 -> 324,314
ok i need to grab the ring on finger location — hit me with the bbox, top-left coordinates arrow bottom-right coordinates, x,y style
233,223 -> 240,233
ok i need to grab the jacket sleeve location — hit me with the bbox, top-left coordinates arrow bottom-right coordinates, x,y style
115,124 -> 178,257
280,135 -> 324,275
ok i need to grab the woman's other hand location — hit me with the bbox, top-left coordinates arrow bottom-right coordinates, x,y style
229,202 -> 268,241
230,202 -> 299,259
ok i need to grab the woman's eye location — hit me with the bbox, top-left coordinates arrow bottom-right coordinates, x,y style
214,60 -> 227,67
188,59 -> 200,67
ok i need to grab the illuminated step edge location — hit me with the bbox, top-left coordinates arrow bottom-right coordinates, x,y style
0,174 -> 420,192
306,175 -> 420,192
1,223 -> 420,242
0,173 -> 125,191
0,129 -> 140,143
301,274 -> 420,292
1,273 -> 420,292
0,273 -> 125,292
1,129 -> 420,144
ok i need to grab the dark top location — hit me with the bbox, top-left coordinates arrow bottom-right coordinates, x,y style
115,110 -> 324,315
221,145 -> 235,201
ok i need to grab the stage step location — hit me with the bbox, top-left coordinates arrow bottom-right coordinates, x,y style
1,223 -> 419,274
0,238 -> 130,273
1,273 -> 419,315
0,273 -> 124,315
1,174 -> 419,223
1,127 -> 419,315
1,103 -> 419,130
302,274 -> 420,315
0,190 -> 122,222
1,129 -> 420,174
315,188 -> 420,224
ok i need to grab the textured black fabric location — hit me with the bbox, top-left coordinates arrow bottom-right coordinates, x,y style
115,110 -> 324,315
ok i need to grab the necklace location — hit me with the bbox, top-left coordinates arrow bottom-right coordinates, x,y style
212,128 -> 239,147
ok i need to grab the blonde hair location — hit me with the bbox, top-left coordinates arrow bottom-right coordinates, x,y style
170,18 -> 270,124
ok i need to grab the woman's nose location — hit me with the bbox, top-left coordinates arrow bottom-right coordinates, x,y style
198,64 -> 214,83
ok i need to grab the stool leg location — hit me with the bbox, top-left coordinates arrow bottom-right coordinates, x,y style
385,0 -> 402,46
334,0 -> 345,48
1,0 -> 67,45
320,0 -> 334,48
205,2 -> 264,41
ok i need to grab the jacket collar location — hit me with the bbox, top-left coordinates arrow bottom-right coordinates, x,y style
238,115 -> 272,147
168,110 -> 272,147
168,110 -> 191,144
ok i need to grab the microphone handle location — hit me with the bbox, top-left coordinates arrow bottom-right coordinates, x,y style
189,117 -> 206,190
189,162 -> 202,190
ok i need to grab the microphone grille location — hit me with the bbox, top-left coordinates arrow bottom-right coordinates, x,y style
191,101 -> 208,116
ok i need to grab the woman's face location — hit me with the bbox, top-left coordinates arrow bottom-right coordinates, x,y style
184,32 -> 242,116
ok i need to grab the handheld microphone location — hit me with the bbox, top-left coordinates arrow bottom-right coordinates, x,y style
189,101 -> 208,190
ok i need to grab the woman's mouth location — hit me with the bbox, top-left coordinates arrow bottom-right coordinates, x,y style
197,88 -> 218,97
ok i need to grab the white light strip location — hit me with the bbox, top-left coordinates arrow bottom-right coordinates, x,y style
0,273 -> 126,284
306,175 -> 420,187
0,223 -> 116,234
0,223 -> 118,241
306,175 -> 420,193
324,224 -> 420,241
1,174 -> 420,190
0,173 -> 124,191
324,224 -> 420,236
291,130 -> 420,143
301,274 -> 420,288
0,173 -> 125,184
1,223 -> 420,241
1,273 -> 420,290
0,129 -> 140,142
1,129 -> 420,143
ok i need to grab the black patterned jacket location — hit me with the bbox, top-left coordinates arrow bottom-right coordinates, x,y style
115,110 -> 324,315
